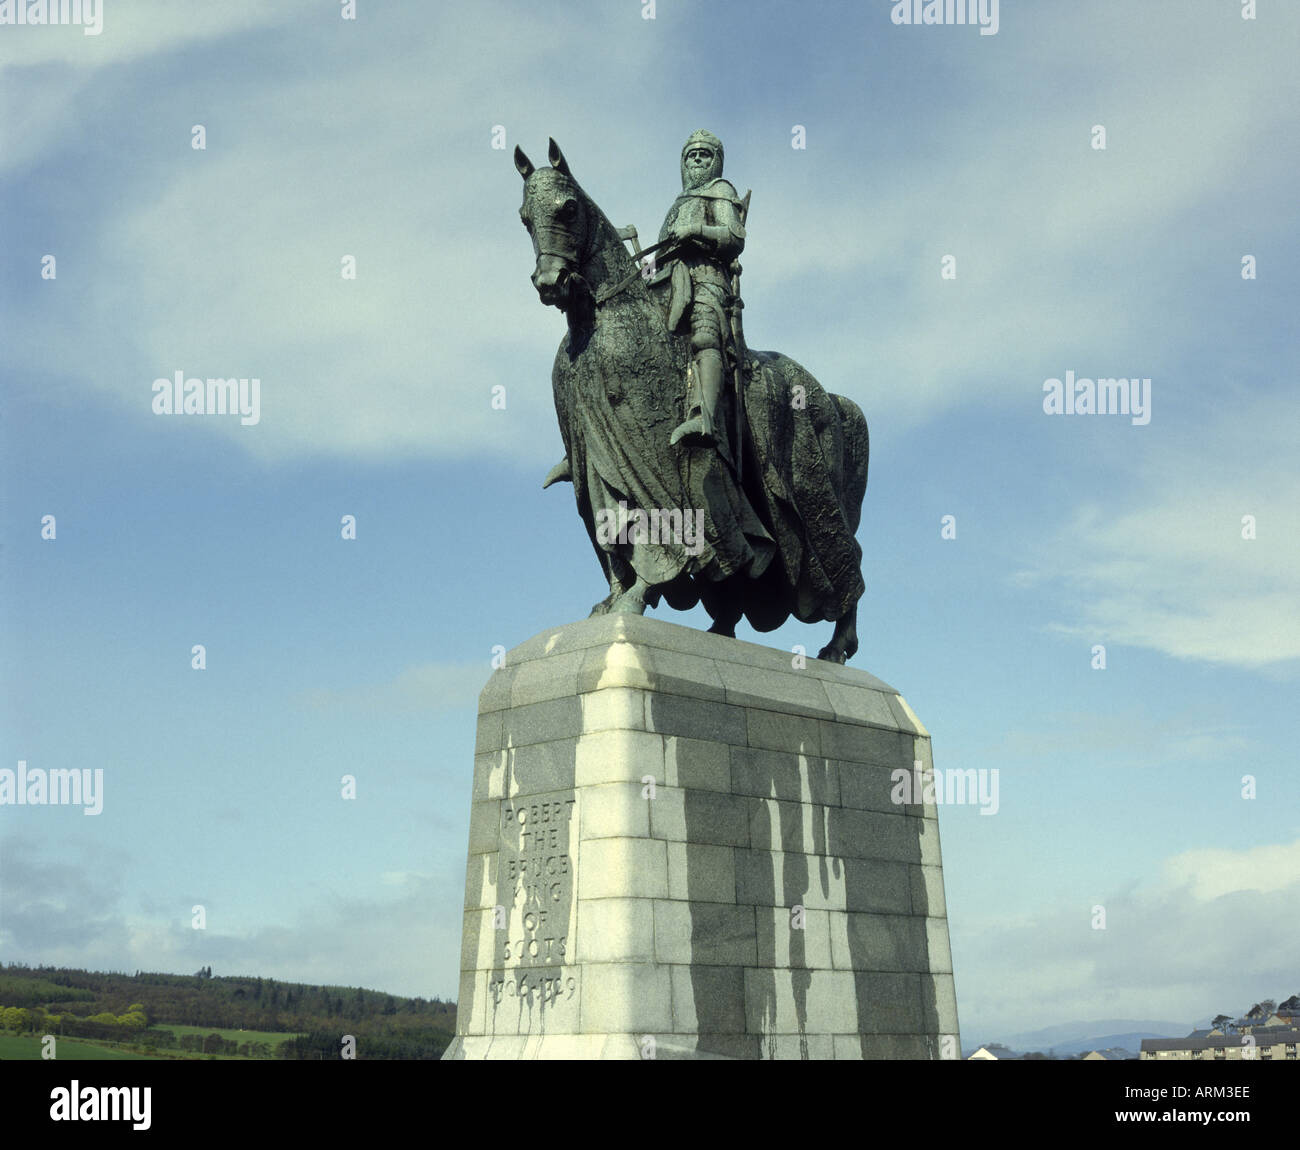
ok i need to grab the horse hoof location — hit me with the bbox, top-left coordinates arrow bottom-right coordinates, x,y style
816,645 -> 848,665
708,622 -> 736,638
589,594 -> 614,617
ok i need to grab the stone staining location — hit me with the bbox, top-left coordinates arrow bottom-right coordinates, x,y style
442,615 -> 960,1060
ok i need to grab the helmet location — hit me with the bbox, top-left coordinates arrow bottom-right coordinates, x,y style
680,129 -> 724,190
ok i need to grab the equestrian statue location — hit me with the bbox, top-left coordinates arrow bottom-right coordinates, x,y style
516,132 -> 868,664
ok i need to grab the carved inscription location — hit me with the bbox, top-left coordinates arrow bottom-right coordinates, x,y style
496,791 -> 578,971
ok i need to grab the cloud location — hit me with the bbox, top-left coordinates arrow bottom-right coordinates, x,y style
1014,394 -> 1300,669
0,0 -> 314,73
1162,841 -> 1300,902
10,1 -> 1294,467
0,833 -> 461,999
0,833 -> 132,953
958,837 -> 1300,1037
985,707 -> 1252,767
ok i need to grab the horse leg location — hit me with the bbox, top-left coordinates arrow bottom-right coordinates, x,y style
609,575 -> 652,615
706,578 -> 744,638
817,605 -> 859,665
589,565 -> 624,616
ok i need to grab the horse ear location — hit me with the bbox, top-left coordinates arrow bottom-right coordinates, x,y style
548,138 -> 570,175
514,146 -> 535,180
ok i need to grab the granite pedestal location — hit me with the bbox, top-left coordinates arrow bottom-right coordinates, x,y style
441,615 -> 959,1059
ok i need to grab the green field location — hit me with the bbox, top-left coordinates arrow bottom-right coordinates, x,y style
155,1024 -> 301,1047
0,1033 -> 152,1061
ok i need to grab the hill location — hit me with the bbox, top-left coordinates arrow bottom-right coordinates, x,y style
0,963 -> 456,1060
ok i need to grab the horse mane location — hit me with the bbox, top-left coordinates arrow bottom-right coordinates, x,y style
572,177 -> 651,309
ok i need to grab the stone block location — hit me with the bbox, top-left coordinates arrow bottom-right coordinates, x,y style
853,971 -> 925,1034
463,851 -> 497,911
574,728 -> 664,788
649,786 -> 751,847
743,968 -> 858,1035
578,641 -> 727,703
580,782 -> 651,840
575,897 -> 656,963
501,695 -> 582,748
746,708 -> 822,755
475,709 -> 502,755
653,900 -> 757,966
750,795 -> 832,856
827,807 -> 924,864
472,750 -> 508,801
830,912 -> 928,973
755,905 -> 833,969
663,734 -> 731,792
819,720 -> 911,767
479,666 -> 514,714
503,739 -> 577,797
577,838 -> 668,901
581,962 -> 673,1034
821,681 -> 897,728
669,964 -> 746,1034
911,864 -> 947,918
467,800 -> 499,854
715,659 -> 834,718
837,758 -> 907,814
645,691 -> 747,744
759,1034 -> 838,1060
731,746 -> 839,806
509,647 -> 588,708
580,686 -> 647,733
666,841 -> 736,903
926,917 -> 953,974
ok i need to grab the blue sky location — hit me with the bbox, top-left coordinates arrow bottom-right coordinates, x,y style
1,0 -> 1297,1044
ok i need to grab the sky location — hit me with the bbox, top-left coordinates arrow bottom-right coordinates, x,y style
1,0 -> 1297,1046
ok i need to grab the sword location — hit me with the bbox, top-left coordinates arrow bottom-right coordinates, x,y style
728,190 -> 752,483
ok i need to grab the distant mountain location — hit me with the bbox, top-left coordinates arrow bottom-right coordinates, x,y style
968,1019 -> 1191,1056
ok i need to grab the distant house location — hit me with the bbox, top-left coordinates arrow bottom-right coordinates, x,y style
1141,1025 -> 1300,1061
1083,1048 -> 1136,1061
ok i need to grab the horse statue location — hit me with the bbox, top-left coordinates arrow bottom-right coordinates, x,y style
515,138 -> 869,663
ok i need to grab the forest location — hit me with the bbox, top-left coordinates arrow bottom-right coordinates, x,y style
0,962 -> 457,1060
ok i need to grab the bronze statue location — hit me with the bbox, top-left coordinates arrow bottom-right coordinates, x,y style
651,129 -> 747,454
517,135 -> 867,663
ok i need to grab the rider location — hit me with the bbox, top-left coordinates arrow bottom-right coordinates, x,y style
653,129 -> 747,449
541,128 -> 746,490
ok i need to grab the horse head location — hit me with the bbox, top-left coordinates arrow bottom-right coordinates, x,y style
515,139 -> 593,311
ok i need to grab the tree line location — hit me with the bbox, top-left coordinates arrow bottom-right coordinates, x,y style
0,963 -> 455,1060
